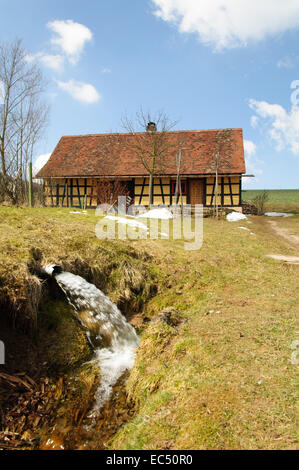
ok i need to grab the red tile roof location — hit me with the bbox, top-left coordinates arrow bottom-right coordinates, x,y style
36,128 -> 246,178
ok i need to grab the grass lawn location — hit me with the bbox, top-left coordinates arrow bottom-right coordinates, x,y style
0,206 -> 298,450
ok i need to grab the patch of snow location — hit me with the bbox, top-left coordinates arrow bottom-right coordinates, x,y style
238,226 -> 255,235
226,211 -> 247,222
266,254 -> 299,264
137,208 -> 173,219
264,212 -> 294,217
104,215 -> 148,230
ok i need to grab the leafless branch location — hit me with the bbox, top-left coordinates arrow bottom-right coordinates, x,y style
121,108 -> 179,204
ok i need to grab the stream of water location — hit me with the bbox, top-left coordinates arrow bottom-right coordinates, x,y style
44,266 -> 139,413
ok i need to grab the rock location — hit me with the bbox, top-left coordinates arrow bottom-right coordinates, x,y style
153,307 -> 182,327
206,310 -> 215,315
37,299 -> 92,372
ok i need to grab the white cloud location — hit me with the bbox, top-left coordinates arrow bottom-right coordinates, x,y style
25,19 -> 93,70
250,116 -> 259,128
243,139 -> 262,187
47,19 -> 92,64
277,57 -> 295,69
48,92 -> 58,100
24,53 -> 35,63
101,67 -> 112,74
40,54 -> 64,71
57,79 -> 100,103
249,99 -> 299,155
152,0 -> 299,51
244,140 -> 256,156
33,153 -> 51,177
25,52 -> 64,71
242,176 -> 257,189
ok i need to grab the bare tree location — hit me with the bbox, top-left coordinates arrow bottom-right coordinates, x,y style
121,109 -> 178,205
212,129 -> 236,218
0,39 -> 49,204
174,145 -> 187,207
96,179 -> 129,207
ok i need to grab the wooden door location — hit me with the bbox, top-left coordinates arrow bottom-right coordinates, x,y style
189,178 -> 204,205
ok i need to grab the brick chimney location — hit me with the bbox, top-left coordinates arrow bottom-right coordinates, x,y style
146,122 -> 157,132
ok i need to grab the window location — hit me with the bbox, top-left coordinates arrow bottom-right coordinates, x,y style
171,180 -> 187,195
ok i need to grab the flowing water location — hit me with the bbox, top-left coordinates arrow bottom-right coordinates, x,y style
44,266 -> 139,414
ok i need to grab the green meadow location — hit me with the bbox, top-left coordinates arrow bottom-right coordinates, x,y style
242,189 -> 299,213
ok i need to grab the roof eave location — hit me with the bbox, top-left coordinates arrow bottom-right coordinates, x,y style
36,171 -> 246,179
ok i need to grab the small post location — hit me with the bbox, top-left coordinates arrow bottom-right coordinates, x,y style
28,161 -> 33,207
84,194 -> 87,210
66,182 -> 69,207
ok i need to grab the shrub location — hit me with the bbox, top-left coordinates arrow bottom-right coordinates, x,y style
253,190 -> 269,215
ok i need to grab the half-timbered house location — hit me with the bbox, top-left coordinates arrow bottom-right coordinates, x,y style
36,128 -> 249,211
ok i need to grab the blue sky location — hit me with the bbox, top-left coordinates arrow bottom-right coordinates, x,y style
1,0 -> 299,188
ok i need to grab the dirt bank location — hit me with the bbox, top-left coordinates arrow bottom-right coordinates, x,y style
0,242 -> 157,450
